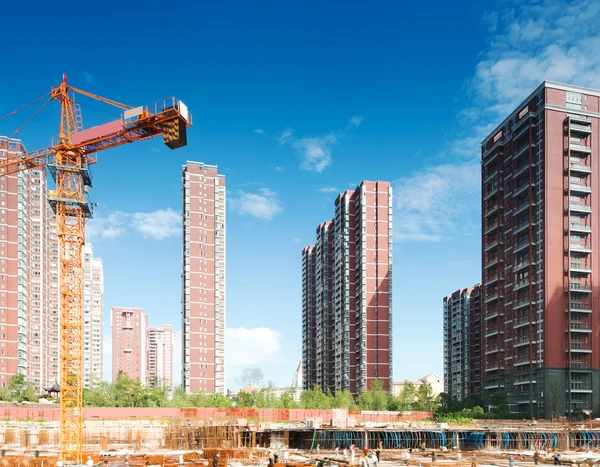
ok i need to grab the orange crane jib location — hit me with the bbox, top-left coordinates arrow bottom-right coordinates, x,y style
0,81 -> 191,465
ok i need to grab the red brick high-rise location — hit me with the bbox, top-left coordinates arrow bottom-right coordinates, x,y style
111,307 -> 148,382
482,81 -> 600,418
302,181 -> 393,395
182,162 -> 226,394
0,137 -> 60,391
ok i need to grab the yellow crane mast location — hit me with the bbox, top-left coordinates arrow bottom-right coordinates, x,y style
0,76 -> 192,464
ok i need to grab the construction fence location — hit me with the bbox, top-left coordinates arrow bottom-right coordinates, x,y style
0,407 -> 433,423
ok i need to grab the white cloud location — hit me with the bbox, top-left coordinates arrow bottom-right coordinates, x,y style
317,187 -> 339,193
395,0 -> 600,243
253,129 -> 265,135
131,208 -> 180,240
277,129 -> 293,145
82,71 -> 95,84
225,327 -> 281,367
87,212 -> 128,239
471,0 -> 600,119
274,166 -> 284,172
294,133 -> 337,172
348,115 -> 365,128
230,188 -> 283,220
393,162 -> 480,243
87,209 -> 180,240
271,117 -> 362,172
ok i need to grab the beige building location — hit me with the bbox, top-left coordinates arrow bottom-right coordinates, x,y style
148,325 -> 175,392
392,374 -> 443,397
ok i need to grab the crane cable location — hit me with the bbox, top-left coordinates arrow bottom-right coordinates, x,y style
5,97 -> 53,145
0,92 -> 52,123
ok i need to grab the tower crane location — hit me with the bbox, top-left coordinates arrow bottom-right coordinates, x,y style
0,76 -> 192,464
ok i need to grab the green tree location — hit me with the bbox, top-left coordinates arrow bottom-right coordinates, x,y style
168,387 -> 193,407
280,387 -> 299,408
300,385 -> 331,409
397,381 -> 417,410
332,390 -> 356,409
416,383 -> 438,411
370,380 -> 389,411
488,390 -> 510,417
238,369 -> 265,407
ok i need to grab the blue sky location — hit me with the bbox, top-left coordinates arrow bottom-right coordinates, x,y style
2,0 -> 600,389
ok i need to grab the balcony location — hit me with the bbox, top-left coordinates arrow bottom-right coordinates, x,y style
570,123 -> 592,134
570,324 -> 592,333
485,365 -> 500,373
485,221 -> 503,236
569,223 -> 592,233
484,167 -> 500,183
485,346 -> 499,355
569,203 -> 592,213
514,239 -> 530,253
485,329 -> 500,338
514,201 -> 531,215
568,182 -> 592,194
570,283 -> 592,293
514,317 -> 531,328
486,274 -> 499,285
484,239 -> 501,252
514,279 -> 530,291
485,203 -> 499,217
514,260 -> 530,272
569,243 -> 592,253
568,163 -> 592,174
570,344 -> 592,353
570,263 -> 592,273
514,143 -> 533,160
484,186 -> 500,201
514,299 -> 531,311
485,292 -> 500,303
570,143 -> 592,154
514,356 -> 531,366
569,304 -> 592,313
485,256 -> 502,268
514,337 -> 531,347
514,220 -> 530,234
513,181 -> 533,198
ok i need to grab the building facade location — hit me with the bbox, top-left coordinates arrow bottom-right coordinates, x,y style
0,137 -> 61,391
392,374 -> 444,398
83,244 -> 103,389
148,325 -> 175,392
302,181 -> 393,395
481,81 -> 600,418
443,285 -> 481,401
182,162 -> 226,394
111,307 -> 148,382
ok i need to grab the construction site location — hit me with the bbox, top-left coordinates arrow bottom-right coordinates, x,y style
2,406 -> 600,467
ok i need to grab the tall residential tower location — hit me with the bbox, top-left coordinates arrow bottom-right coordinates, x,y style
148,325 -> 175,392
302,181 -> 393,395
111,307 -> 148,382
82,244 -> 104,388
182,162 -> 226,394
481,81 -> 600,418
443,285 -> 482,401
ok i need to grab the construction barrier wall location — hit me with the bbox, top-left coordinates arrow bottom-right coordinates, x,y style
0,406 -> 432,422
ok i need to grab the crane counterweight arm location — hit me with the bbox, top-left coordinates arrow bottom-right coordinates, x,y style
0,96 -> 192,176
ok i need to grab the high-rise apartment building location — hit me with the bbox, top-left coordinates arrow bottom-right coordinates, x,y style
111,307 -> 147,382
82,244 -> 103,389
302,181 -> 393,395
443,285 -> 481,401
182,162 -> 226,394
0,137 -> 61,391
481,81 -> 600,418
148,325 -> 175,391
